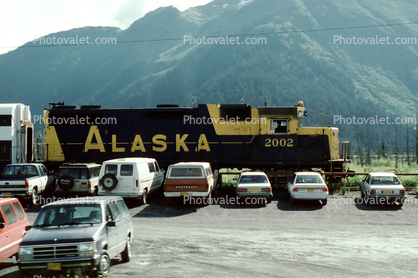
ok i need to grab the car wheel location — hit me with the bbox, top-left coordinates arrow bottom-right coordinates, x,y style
28,189 -> 37,207
121,237 -> 131,262
321,199 -> 327,206
141,189 -> 148,204
101,174 -> 118,191
93,251 -> 110,277
266,197 -> 272,204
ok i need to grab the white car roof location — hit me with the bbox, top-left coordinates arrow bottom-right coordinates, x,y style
103,157 -> 155,164
368,172 -> 398,177
169,162 -> 211,167
240,172 -> 267,176
294,172 -> 322,176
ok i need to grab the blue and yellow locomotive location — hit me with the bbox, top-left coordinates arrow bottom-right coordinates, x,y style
42,102 -> 347,172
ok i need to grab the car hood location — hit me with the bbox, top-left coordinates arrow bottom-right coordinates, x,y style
21,224 -> 104,245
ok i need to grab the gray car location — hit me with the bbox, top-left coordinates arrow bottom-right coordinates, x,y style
18,196 -> 133,277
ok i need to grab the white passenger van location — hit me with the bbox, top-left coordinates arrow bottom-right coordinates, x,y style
98,158 -> 164,204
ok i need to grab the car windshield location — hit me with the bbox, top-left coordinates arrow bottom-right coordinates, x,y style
370,176 -> 401,185
239,175 -> 268,183
295,175 -> 323,184
34,204 -> 102,226
2,165 -> 38,177
169,167 -> 203,178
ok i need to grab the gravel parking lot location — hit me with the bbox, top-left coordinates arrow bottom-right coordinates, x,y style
1,189 -> 417,278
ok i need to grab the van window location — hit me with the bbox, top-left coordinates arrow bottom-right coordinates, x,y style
1,204 -> 18,225
120,165 -> 133,176
41,165 -> 48,176
169,167 -> 203,178
148,162 -> 156,173
12,202 -> 26,221
105,164 -> 118,175
154,162 -> 160,172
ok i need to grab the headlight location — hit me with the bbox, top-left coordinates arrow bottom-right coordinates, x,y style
19,246 -> 33,260
78,243 -> 95,257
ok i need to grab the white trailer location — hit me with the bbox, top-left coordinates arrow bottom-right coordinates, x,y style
0,104 -> 33,172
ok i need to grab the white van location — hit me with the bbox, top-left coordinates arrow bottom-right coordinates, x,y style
98,158 -> 164,204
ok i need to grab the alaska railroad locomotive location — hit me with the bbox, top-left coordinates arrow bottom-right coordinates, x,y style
41,102 -> 347,172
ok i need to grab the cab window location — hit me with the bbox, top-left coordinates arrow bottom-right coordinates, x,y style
108,202 -> 121,221
271,119 -> 288,134
148,162 -> 156,173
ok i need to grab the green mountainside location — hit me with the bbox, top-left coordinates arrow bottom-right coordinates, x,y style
1,0 -> 418,151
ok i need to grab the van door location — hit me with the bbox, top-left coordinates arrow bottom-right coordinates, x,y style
118,164 -> 137,196
147,162 -> 162,193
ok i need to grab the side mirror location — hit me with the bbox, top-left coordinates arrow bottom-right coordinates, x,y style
107,221 -> 116,227
0,222 -> 6,229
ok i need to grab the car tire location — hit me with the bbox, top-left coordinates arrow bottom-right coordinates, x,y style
121,237 -> 132,263
141,189 -> 148,205
101,174 -> 118,191
57,175 -> 74,191
93,251 -> 110,277
266,197 -> 272,204
321,199 -> 327,206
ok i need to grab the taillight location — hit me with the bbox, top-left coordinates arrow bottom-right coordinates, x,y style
292,188 -> 298,192
370,189 -> 376,194
136,180 -> 138,187
25,180 -> 29,188
323,188 -> 328,192
261,188 -> 271,193
400,190 -> 405,195
55,180 -> 58,188
99,179 -> 101,186
88,181 -> 91,188
205,183 -> 209,190
237,188 -> 247,193
164,182 -> 167,191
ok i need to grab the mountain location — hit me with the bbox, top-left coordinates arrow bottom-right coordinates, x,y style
1,0 -> 418,151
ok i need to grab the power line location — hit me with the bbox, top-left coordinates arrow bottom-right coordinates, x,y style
2,21 -> 418,50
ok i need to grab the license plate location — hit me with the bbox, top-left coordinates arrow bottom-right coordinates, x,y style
80,184 -> 88,188
384,190 -> 392,194
3,192 -> 10,196
250,189 -> 259,193
105,190 -> 112,193
307,189 -> 314,193
47,262 -> 61,271
180,192 -> 188,196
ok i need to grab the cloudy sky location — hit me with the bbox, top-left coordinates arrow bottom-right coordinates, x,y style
0,0 -> 212,55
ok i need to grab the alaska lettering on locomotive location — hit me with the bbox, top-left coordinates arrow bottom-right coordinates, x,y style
41,102 -> 345,171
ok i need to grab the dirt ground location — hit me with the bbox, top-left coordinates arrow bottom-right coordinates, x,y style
1,189 -> 417,278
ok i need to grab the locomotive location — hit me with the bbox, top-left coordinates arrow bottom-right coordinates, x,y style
40,102 -> 348,172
